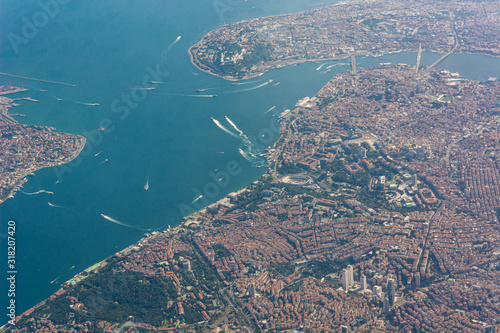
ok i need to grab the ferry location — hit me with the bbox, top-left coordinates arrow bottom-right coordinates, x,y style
295,97 -> 310,107
278,109 -> 291,119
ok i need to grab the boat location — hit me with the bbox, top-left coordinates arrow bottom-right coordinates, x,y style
194,89 -> 202,92
144,180 -> 149,191
98,127 -> 105,131
295,97 -> 310,107
278,109 -> 291,119
212,94 -> 218,98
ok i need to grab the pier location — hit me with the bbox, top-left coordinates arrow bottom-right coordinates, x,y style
0,82 -> 27,96
0,72 -> 76,87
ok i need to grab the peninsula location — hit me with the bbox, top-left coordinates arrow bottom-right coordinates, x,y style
190,0 -> 500,80
0,83 -> 86,204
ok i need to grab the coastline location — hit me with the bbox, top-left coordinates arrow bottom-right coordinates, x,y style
187,0 -> 500,82
4,40 -> 478,328
190,45 -> 500,81
188,43 -> 443,81
0,97 -> 87,206
5,58 -> 500,332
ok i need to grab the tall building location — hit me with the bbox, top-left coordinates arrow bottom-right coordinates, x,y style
342,269 -> 349,291
361,275 -> 367,290
383,297 -> 390,314
387,279 -> 396,305
248,283 -> 256,297
373,285 -> 382,297
347,265 -> 354,287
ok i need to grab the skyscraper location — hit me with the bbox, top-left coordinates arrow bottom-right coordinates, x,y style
383,297 -> 390,314
387,279 -> 396,305
342,269 -> 349,291
347,265 -> 354,287
361,275 -> 367,290
248,283 -> 256,297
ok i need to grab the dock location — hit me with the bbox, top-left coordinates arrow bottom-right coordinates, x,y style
0,83 -> 27,96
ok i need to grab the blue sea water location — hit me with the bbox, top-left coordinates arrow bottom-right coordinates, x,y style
0,0 -> 499,324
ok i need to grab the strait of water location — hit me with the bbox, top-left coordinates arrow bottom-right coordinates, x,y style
0,0 -> 499,324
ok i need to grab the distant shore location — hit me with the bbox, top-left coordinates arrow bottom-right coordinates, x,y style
188,42 -> 448,81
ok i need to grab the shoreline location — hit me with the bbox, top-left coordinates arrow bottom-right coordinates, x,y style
188,2 -> 500,82
6,46 -> 500,333
188,45 -> 442,81
190,46 -> 500,82
0,97 -> 87,206
8,46 -> 500,326
0,136 -> 87,206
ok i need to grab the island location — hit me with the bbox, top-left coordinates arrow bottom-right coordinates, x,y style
4,62 -> 500,332
0,83 -> 86,204
190,0 -> 500,80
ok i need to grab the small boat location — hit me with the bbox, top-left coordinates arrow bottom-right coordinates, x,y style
212,94 -> 218,98
194,89 -> 202,92
98,127 -> 105,131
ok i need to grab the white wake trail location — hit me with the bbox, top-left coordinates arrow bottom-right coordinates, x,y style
327,63 -> 349,69
225,80 -> 273,93
48,202 -> 69,209
191,195 -> 203,204
225,116 -> 244,136
239,148 -> 256,162
128,87 -> 155,91
22,190 -> 54,196
96,159 -> 108,166
263,105 -> 276,115
316,63 -> 328,71
212,118 -> 240,139
75,101 -> 100,106
101,214 -> 150,231
161,35 -> 182,64
173,94 -> 217,98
